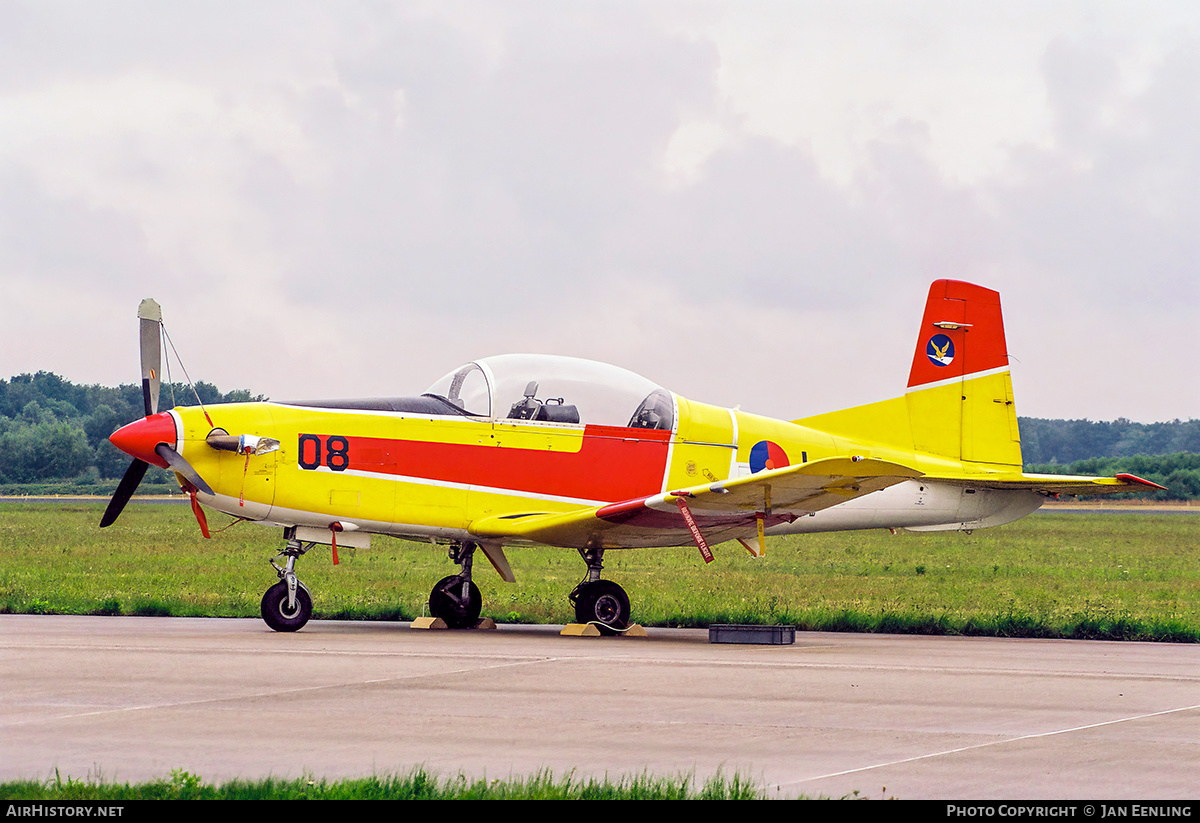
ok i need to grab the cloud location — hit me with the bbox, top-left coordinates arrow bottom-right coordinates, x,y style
0,2 -> 1197,424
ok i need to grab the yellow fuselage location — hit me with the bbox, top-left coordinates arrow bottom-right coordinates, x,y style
169,384 -> 1039,547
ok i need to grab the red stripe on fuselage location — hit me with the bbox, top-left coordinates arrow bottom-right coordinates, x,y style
311,425 -> 671,503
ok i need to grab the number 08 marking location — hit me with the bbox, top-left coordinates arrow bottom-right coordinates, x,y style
298,434 -> 351,472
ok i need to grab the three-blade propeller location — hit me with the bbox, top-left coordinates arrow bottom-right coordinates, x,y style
100,300 -> 213,530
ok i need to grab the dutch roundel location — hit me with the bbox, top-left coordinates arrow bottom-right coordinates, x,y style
749,441 -> 789,474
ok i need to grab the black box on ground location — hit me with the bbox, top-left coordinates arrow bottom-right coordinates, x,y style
708,624 -> 796,645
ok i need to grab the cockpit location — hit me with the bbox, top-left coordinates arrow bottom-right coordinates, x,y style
424,354 -> 675,431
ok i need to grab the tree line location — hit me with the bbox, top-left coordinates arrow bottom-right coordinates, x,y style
0,371 -> 256,492
1020,417 -> 1200,500
1,371 -> 1197,499
1020,417 -> 1200,465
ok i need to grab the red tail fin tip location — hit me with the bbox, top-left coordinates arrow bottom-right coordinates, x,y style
907,280 -> 1009,390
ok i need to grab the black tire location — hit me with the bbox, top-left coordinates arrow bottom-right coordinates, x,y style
428,575 -> 482,629
260,581 -> 312,632
573,580 -> 630,635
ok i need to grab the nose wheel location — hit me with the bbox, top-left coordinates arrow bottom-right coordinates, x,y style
261,580 -> 313,632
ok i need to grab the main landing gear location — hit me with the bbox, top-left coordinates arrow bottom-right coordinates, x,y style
569,548 -> 631,635
426,542 -> 632,633
256,535 -> 633,636
427,541 -> 483,629
262,536 -> 314,632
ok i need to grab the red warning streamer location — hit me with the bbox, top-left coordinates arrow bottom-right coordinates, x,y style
675,497 -> 714,564
181,480 -> 210,539
329,522 -> 342,565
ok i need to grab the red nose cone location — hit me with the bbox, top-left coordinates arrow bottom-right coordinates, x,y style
109,412 -> 177,468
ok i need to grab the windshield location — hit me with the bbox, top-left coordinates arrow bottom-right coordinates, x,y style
424,361 -> 492,416
425,354 -> 674,430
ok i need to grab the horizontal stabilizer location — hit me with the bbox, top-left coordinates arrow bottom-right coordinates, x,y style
933,471 -> 1167,497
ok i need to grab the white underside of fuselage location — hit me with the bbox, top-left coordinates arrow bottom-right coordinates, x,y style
767,479 -> 1045,535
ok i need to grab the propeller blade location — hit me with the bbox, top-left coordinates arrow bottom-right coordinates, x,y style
138,298 -> 162,416
155,443 -> 214,496
100,458 -> 149,527
104,299 -> 218,533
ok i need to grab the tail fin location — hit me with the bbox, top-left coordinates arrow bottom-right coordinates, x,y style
793,280 -> 1023,467
906,280 -> 1021,466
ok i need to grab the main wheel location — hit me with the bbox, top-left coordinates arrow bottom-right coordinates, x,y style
261,580 -> 312,632
428,575 -> 482,629
572,580 -> 630,635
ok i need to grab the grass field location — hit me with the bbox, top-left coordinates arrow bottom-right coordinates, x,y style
0,768 -> 767,800
1,501 -> 1197,641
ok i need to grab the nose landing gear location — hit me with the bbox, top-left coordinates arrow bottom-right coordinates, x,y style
261,537 -> 314,632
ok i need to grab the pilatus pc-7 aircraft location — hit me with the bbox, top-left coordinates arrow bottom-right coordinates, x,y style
100,281 -> 1164,633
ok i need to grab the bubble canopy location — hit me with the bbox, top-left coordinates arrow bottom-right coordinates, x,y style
424,354 -> 675,430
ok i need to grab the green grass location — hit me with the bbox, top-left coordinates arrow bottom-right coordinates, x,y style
0,767 -> 770,800
1,501 -> 1198,641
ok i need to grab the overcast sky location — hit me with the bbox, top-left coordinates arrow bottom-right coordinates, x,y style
2,1 -> 1198,424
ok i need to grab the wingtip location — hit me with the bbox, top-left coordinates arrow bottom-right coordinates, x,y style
1115,473 -> 1168,491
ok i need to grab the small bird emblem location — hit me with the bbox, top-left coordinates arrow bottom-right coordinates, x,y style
927,334 -> 955,366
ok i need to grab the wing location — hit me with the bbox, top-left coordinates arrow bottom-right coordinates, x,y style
469,456 -> 924,550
